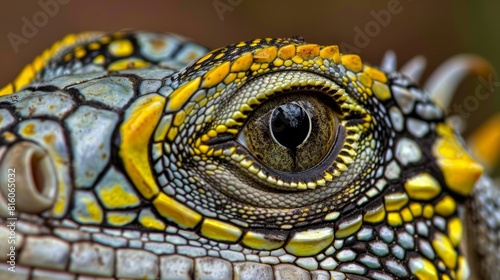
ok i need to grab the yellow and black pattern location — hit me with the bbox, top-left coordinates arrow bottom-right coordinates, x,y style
0,31 -> 493,279
0,31 -> 207,96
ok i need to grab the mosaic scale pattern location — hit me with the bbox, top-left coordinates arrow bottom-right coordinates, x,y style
0,31 -> 498,280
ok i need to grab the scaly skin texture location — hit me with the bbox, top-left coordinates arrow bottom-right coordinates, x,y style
0,31 -> 497,279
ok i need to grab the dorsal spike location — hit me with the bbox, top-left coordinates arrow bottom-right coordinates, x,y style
400,55 -> 427,84
380,50 -> 397,72
425,54 -> 494,109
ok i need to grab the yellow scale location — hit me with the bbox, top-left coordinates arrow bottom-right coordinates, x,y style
0,31 -> 489,280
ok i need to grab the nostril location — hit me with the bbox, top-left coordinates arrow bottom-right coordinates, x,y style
31,150 -> 48,194
0,141 -> 58,214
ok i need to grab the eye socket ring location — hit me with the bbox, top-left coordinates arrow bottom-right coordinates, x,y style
193,71 -> 370,192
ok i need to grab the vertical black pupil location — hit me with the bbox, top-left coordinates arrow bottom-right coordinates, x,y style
270,102 -> 311,149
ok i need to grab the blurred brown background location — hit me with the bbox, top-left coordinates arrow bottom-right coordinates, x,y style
1,0 -> 499,135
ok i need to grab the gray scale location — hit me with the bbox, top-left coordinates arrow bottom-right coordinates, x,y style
17,221 -> 46,235
391,85 -> 416,114
47,71 -> 107,89
385,149 -> 393,162
433,216 -> 447,231
356,227 -> 374,241
260,256 -> 279,264
144,242 -> 175,255
295,257 -> 318,270
14,90 -> 76,119
0,108 -> 16,130
388,106 -> 404,132
392,75 -> 411,87
136,33 -> 183,62
207,250 -> 219,257
384,160 -> 401,180
324,246 -> 336,256
159,255 -> 193,280
0,89 -> 30,104
271,249 -> 286,257
404,224 -> 415,235
316,253 -> 326,261
358,254 -> 381,269
78,225 -> 100,233
369,271 -> 394,280
396,231 -> 414,250
311,270 -> 331,280
418,239 -> 435,259
32,270 -> 75,279
220,250 -> 245,262
257,250 -> 269,257
177,230 -> 200,240
157,174 -> 168,187
53,228 -> 88,242
69,76 -> 134,110
116,249 -> 158,279
274,264 -> 310,280
76,64 -> 106,75
119,69 -> 175,80
334,240 -> 344,250
163,185 -> 175,196
129,239 -> 142,248
234,262 -> 274,280
158,85 -> 174,98
379,226 -> 394,243
172,43 -> 208,66
415,102 -> 443,120
369,241 -> 389,257
384,259 -> 408,278
122,230 -> 141,239
335,249 -> 356,262
177,246 -> 206,257
338,263 -> 367,275
139,79 -> 162,94
319,257 -> 339,270
19,236 -> 70,271
395,138 -> 422,166
92,233 -> 127,248
148,233 -> 164,242
278,254 -> 296,263
416,221 -> 429,237
154,159 -> 166,173
390,244 -> 406,260
230,244 -> 243,252
65,106 -> 119,189
406,118 -> 430,138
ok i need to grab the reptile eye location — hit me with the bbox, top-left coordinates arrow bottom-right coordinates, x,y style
270,102 -> 311,149
242,93 -> 338,173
